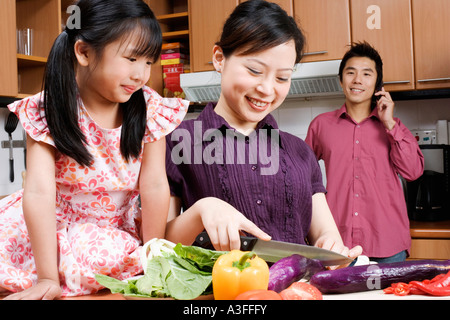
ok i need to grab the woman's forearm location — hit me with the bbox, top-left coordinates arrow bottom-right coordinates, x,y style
307,193 -> 343,246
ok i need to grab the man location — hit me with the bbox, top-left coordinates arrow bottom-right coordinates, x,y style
305,42 -> 424,263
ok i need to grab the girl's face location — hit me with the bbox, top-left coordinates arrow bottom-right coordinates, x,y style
76,32 -> 152,107
213,40 -> 296,134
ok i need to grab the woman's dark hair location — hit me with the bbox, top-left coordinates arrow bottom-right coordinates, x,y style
339,41 -> 384,109
42,0 -> 162,166
216,0 -> 305,64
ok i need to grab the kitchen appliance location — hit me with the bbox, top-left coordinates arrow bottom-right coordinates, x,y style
181,60 -> 344,103
406,145 -> 450,222
193,231 -> 353,266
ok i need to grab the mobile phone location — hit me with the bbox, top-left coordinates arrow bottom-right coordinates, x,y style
374,81 -> 383,101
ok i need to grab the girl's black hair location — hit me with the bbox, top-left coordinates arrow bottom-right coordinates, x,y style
43,0 -> 162,167
216,0 -> 305,64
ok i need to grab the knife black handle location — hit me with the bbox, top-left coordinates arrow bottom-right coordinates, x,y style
9,159 -> 14,183
192,231 -> 258,251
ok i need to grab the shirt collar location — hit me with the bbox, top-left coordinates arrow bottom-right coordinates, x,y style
337,103 -> 380,122
198,102 -> 284,148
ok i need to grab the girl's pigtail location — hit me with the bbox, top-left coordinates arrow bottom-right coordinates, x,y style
43,30 -> 93,167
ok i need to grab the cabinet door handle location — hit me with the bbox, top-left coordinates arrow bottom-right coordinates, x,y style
383,80 -> 411,84
303,51 -> 328,56
418,77 -> 450,83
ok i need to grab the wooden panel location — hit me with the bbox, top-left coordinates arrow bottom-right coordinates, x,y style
350,0 -> 415,92
189,0 -> 238,72
412,0 -> 450,90
0,0 -> 18,97
410,220 -> 450,239
294,0 -> 350,62
410,239 -> 450,260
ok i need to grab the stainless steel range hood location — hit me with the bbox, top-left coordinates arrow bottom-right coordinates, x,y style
180,60 -> 344,103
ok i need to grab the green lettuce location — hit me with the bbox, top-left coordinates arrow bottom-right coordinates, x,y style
94,242 -> 225,300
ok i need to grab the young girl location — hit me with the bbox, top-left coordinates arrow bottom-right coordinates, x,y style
0,0 -> 188,299
165,0 -> 362,261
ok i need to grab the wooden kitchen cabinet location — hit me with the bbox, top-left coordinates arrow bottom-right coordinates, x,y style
0,0 -> 18,97
189,0 -> 238,72
412,0 -> 450,90
293,0 -> 351,63
409,220 -> 450,260
350,0 -> 415,92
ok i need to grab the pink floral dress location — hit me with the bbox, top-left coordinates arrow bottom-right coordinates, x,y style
0,86 -> 188,296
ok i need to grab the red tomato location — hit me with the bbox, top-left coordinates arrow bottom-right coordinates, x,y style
235,290 -> 282,300
279,282 -> 323,300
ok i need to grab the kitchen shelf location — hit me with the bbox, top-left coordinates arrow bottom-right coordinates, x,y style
162,30 -> 189,40
17,54 -> 47,67
157,11 -> 189,21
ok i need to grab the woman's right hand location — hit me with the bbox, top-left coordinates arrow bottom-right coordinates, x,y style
195,197 -> 271,251
3,279 -> 61,300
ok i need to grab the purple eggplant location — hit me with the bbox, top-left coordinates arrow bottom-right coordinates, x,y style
268,254 -> 325,292
310,259 -> 450,294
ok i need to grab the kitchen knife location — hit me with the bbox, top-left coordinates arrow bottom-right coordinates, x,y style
193,231 -> 353,266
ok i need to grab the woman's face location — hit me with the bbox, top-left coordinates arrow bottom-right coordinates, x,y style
213,40 -> 296,133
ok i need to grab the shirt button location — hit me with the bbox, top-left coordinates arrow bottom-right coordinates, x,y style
355,175 -> 359,179
355,194 -> 359,198
251,165 -> 257,171
356,140 -> 360,144
256,199 -> 262,205
354,212 -> 359,216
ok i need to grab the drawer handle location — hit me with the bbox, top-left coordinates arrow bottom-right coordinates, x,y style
303,51 -> 328,56
418,77 -> 450,83
383,80 -> 411,84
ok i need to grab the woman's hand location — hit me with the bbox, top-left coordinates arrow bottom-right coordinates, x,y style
314,235 -> 363,269
196,197 -> 271,251
3,279 -> 61,300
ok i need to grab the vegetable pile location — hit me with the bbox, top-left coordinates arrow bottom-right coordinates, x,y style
310,259 -> 450,294
383,270 -> 450,297
95,239 -> 225,300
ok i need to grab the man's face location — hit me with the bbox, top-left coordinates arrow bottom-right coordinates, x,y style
340,56 -> 378,106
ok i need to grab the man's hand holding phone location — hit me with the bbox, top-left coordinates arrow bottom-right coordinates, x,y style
375,87 -> 396,131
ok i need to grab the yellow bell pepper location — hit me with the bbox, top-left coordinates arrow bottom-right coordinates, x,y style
212,250 -> 269,300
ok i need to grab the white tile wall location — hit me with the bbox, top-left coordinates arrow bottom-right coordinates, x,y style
0,96 -> 449,196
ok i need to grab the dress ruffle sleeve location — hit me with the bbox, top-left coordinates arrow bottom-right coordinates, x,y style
142,86 -> 189,143
7,92 -> 55,147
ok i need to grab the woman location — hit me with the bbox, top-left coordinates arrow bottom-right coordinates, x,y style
165,0 -> 362,262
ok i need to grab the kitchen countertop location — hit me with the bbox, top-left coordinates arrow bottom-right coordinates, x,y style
410,219 -> 450,238
59,290 -> 450,300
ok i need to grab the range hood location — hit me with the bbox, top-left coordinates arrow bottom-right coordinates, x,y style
180,59 -> 344,103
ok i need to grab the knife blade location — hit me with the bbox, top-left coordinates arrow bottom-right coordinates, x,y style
193,231 -> 353,266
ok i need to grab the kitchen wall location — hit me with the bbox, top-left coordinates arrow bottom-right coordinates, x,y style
0,97 -> 449,196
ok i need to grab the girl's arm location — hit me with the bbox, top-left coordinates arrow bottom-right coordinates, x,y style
5,135 -> 60,300
139,138 -> 170,243
307,193 -> 362,265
